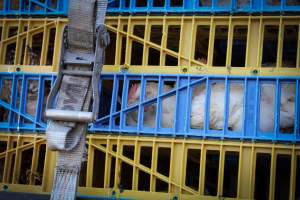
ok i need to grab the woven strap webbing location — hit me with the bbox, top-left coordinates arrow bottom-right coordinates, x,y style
46,0 -> 108,199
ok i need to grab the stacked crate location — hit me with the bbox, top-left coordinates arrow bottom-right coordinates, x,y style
0,0 -> 300,199
0,0 -> 67,195
92,1 -> 300,199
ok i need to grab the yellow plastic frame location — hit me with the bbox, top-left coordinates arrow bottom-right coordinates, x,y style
0,18 -> 67,73
1,16 -> 299,76
104,15 -> 300,76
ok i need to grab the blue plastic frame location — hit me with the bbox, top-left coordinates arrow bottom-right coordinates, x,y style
2,0 -> 299,16
107,0 -> 300,14
1,0 -> 300,16
0,0 -> 68,16
0,73 -> 55,132
91,73 -> 300,143
1,73 -> 299,143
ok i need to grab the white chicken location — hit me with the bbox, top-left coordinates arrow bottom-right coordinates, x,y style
127,82 -> 175,128
280,84 -> 295,129
190,82 -> 244,131
126,81 -> 296,132
260,83 -> 296,132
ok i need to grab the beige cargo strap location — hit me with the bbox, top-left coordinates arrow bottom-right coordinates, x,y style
45,0 -> 109,199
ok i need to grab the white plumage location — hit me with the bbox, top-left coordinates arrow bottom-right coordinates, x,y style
126,81 -> 295,132
127,82 -> 175,128
259,83 -> 295,132
190,82 -> 244,131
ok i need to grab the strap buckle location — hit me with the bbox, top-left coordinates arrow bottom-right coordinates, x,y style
45,25 -> 110,123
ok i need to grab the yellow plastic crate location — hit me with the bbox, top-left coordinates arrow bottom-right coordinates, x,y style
0,18 -> 67,74
104,15 -> 300,76
2,16 -> 299,76
0,133 -> 299,199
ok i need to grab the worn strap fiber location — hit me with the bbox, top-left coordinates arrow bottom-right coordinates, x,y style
45,0 -> 107,200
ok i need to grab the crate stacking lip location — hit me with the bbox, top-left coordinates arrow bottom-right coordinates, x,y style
107,0 -> 300,14
92,73 -> 300,142
1,72 -> 299,143
0,0 -> 68,16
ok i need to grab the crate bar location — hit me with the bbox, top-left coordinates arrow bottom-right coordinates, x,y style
296,80 -> 300,141
137,75 -> 145,133
289,146 -> 296,200
35,76 -> 45,127
222,77 -> 229,139
23,20 -> 32,66
8,74 -> 17,131
275,79 -> 280,139
17,74 -> 26,131
11,135 -> 21,184
0,20 -> 9,66
40,20 -> 50,66
184,76 -> 191,136
109,75 -> 118,131
269,144 -> 276,200
13,20 -> 23,65
124,16 -> 132,69
276,17 -> 284,69
154,76 -> 161,135
142,17 -> 150,66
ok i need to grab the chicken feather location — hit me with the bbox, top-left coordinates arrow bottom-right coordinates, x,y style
127,82 -> 175,128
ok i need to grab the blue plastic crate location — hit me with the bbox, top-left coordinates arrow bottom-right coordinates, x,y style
107,0 -> 300,14
91,73 -> 300,143
1,72 -> 299,142
0,0 -> 68,16
0,73 -> 55,132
